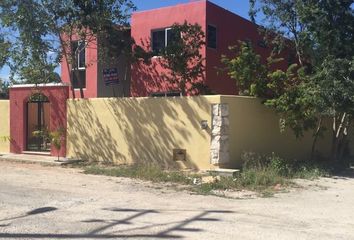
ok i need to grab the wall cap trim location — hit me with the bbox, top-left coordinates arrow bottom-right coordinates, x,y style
10,83 -> 70,89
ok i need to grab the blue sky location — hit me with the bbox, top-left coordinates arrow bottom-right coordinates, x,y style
0,0 -> 252,82
133,0 -> 251,19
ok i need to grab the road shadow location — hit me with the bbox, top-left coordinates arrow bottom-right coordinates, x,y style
0,207 -> 234,239
0,207 -> 58,223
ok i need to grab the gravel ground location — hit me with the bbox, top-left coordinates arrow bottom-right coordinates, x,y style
0,161 -> 353,240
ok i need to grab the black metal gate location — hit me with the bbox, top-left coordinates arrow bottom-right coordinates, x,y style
26,93 -> 50,151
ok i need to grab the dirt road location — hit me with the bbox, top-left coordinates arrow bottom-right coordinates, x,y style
0,161 -> 353,240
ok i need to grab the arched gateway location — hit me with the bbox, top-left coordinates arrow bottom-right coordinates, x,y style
9,83 -> 69,157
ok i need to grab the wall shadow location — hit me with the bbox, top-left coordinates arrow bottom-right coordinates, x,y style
331,167 -> 354,179
67,96 -> 214,170
131,38 -> 167,97
131,38 -> 208,97
67,99 -> 126,164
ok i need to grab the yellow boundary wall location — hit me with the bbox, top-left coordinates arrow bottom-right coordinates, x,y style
67,96 -> 220,169
67,95 -> 340,170
221,96 -> 332,168
0,100 -> 10,153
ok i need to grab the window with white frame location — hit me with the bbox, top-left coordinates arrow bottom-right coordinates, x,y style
151,28 -> 178,55
71,41 -> 86,88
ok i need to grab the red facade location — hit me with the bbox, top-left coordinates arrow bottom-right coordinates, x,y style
130,1 -> 207,96
131,0 -> 290,97
204,2 -> 289,95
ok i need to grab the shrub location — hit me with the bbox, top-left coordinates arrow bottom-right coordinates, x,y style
242,151 -> 329,179
84,164 -> 195,185
241,152 -> 268,170
240,167 -> 286,189
268,153 -> 291,176
78,152 -> 329,197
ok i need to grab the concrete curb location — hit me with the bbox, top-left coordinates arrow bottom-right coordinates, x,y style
0,154 -> 82,166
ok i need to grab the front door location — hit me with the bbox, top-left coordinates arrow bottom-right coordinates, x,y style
26,94 -> 50,152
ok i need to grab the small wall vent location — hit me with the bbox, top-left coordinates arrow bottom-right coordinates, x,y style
173,149 -> 186,161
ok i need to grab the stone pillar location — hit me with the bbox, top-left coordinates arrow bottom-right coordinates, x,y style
210,104 -> 230,166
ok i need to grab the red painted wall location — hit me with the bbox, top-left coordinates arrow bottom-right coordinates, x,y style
206,2 -> 291,95
61,36 -> 98,98
9,85 -> 69,157
131,0 -> 291,96
130,1 -> 207,96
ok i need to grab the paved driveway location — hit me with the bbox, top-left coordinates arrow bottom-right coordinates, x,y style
0,161 -> 353,240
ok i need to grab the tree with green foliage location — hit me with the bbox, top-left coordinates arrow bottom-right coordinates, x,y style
159,21 -> 207,95
221,40 -> 301,98
32,126 -> 65,161
16,59 -> 61,84
308,58 -> 354,162
226,41 -> 318,142
0,78 -> 10,99
0,36 -> 10,96
234,0 -> 354,163
249,0 -> 312,68
0,0 -> 135,98
221,41 -> 268,97
0,36 -> 9,68
249,0 -> 353,69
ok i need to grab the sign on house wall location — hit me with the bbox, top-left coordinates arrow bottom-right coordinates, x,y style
103,68 -> 119,86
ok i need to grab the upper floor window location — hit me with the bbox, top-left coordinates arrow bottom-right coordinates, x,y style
207,25 -> 217,49
152,28 -> 178,55
71,41 -> 86,69
71,41 -> 86,89
72,70 -> 86,89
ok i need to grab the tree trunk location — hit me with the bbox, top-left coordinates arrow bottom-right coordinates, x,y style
78,77 -> 84,98
331,132 -> 339,162
123,64 -> 129,97
311,117 -> 323,161
69,70 -> 76,98
331,113 -> 349,163
180,79 -> 186,96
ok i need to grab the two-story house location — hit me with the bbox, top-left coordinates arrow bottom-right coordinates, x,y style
61,0 -> 290,98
